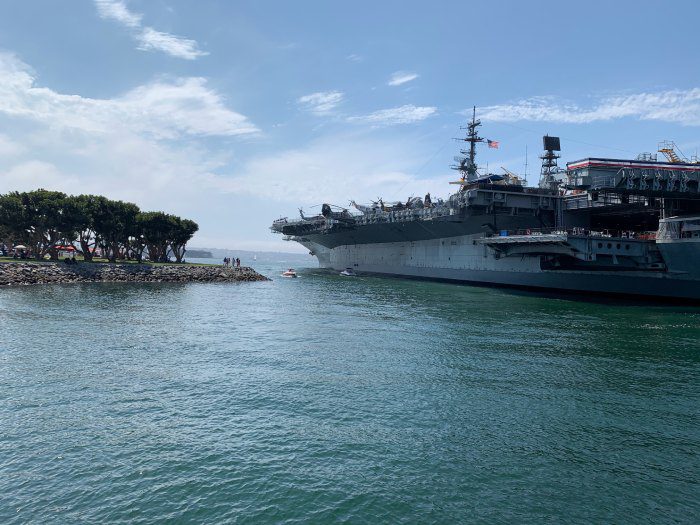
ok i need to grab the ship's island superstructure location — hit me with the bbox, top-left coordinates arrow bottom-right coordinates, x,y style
271,109 -> 700,300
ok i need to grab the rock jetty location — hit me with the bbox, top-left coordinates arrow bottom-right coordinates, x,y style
0,262 -> 269,286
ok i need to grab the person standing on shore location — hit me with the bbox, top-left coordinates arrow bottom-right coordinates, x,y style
236,257 -> 240,268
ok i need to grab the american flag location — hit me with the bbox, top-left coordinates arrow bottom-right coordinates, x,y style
487,139 -> 500,149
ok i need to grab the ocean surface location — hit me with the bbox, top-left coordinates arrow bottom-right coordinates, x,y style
1,256 -> 699,524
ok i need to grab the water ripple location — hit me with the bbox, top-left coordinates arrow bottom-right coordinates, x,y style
1,265 -> 699,523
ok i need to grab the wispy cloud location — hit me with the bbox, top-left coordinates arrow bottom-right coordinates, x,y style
388,71 -> 418,87
94,0 -> 141,27
0,134 -> 26,157
346,54 -> 363,63
479,89 -> 700,126
204,133 -> 435,203
0,52 -> 257,138
348,105 -> 437,126
94,0 -> 207,60
136,28 -> 207,60
297,91 -> 344,116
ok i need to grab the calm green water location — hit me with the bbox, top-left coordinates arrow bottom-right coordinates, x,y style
1,262 -> 699,524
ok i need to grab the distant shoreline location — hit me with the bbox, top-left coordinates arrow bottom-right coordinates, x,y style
0,261 -> 269,286
185,250 -> 213,258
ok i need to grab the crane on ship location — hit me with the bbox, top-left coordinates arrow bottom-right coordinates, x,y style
658,140 -> 700,164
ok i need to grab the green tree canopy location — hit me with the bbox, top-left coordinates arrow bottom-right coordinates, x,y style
1,189 -> 79,259
138,211 -> 173,263
170,217 -> 199,263
92,199 -> 140,262
1,189 -> 199,263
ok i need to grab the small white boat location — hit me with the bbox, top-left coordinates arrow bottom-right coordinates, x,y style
339,268 -> 357,277
281,268 -> 297,278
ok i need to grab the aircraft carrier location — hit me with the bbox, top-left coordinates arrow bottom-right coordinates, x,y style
271,109 -> 700,301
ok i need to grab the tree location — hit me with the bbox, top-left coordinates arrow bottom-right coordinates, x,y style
129,214 -> 147,262
170,217 -> 199,263
92,199 -> 140,262
138,211 -> 173,262
0,192 -> 29,247
0,189 -> 199,264
5,190 -> 77,260
69,194 -> 105,262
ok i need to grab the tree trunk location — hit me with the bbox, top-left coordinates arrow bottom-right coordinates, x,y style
34,236 -> 45,260
78,232 -> 97,262
108,242 -> 118,262
172,243 -> 185,263
80,236 -> 93,261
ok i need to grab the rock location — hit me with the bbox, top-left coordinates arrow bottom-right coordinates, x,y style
0,262 -> 269,286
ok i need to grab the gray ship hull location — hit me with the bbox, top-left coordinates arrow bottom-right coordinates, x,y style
298,234 -> 700,301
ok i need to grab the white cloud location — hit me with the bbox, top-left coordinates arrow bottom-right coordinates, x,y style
137,27 -> 207,61
1,160 -> 78,192
94,0 -> 141,28
348,105 -> 437,126
0,52 -> 258,138
346,54 -> 363,63
297,91 -> 344,116
203,134 -> 440,205
118,78 -> 259,138
0,123 -> 234,226
388,71 -> 418,87
94,0 -> 207,60
479,89 -> 700,126
0,134 -> 25,156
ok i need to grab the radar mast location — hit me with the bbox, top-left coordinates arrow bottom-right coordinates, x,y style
539,135 -> 561,190
452,106 -> 484,185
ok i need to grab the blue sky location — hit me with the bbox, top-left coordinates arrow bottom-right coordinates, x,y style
1,1 -> 700,251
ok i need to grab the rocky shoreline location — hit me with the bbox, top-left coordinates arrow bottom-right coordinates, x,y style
0,262 -> 269,286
